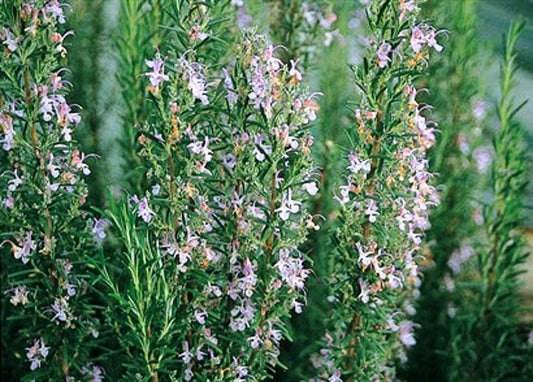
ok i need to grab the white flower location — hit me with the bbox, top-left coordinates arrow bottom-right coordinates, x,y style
276,189 -> 301,221
358,278 -> 370,303
365,199 -> 380,223
5,285 -> 29,306
303,182 -> 318,196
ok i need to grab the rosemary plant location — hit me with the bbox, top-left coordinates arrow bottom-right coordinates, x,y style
405,0 -> 486,379
448,20 -> 531,381
278,1 -> 357,379
94,1 -> 239,380
207,31 -> 319,380
0,1 -> 100,379
313,1 -> 442,380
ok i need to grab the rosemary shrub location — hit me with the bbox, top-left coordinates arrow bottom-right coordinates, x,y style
313,1 -> 442,380
1,1 -> 100,379
448,21 -> 531,381
405,0 -> 487,379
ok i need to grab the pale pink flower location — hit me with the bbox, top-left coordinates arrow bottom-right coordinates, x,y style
187,68 -> 209,105
0,112 -> 15,151
92,218 -> 107,243
358,278 -> 370,303
137,196 -> 154,223
11,231 -> 36,264
347,152 -> 371,174
410,25 -> 443,53
400,0 -> 417,14
44,0 -> 67,24
7,169 -> 23,192
81,364 -> 105,382
51,297 -> 71,323
356,242 -> 372,268
289,59 -> 303,82
247,333 -> 263,349
179,342 -> 193,364
275,249 -> 309,290
194,310 -> 208,325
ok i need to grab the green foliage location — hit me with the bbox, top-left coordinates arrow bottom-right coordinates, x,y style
405,0 -> 485,379
1,0 -> 99,379
447,20 -> 531,381
1,1 -> 531,381
313,1 -> 442,380
116,0 -> 165,193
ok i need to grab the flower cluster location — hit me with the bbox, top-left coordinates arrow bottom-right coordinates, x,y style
313,1 -> 441,380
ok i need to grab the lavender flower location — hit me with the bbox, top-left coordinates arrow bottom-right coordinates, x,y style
145,56 -> 170,93
92,218 -> 107,243
26,338 -> 50,371
137,196 -> 154,223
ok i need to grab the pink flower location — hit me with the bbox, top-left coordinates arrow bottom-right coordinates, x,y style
55,102 -> 81,141
410,25 -> 443,53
